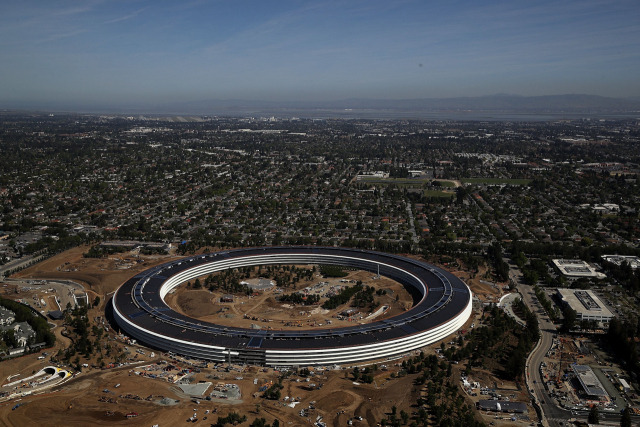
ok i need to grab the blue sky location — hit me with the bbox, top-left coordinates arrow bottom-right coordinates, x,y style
1,0 -> 639,109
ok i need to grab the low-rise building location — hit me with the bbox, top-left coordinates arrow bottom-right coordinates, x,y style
572,364 -> 609,402
552,259 -> 606,279
619,378 -> 632,394
476,400 -> 527,413
602,255 -> 640,270
556,289 -> 614,324
340,308 -> 359,318
1,320 -> 36,347
16,322 -> 35,347
220,294 -> 234,303
14,322 -> 36,347
0,307 -> 15,325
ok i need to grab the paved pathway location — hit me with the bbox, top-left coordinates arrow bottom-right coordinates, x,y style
498,292 -> 526,326
507,260 -> 572,427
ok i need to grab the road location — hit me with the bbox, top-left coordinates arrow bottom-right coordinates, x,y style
0,254 -> 46,278
508,261 -> 640,427
507,261 -> 573,427
499,293 -> 525,327
405,202 -> 419,245
4,278 -> 86,311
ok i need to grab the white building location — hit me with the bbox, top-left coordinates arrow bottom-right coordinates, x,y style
602,255 -> 640,270
552,259 -> 606,279
556,289 -> 614,324
0,307 -> 15,325
1,321 -> 36,347
356,171 -> 389,180
573,364 -> 609,402
619,378 -> 632,393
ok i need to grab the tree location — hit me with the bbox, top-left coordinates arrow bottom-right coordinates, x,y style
512,251 -> 526,268
620,406 -> 632,427
588,405 -> 599,424
262,382 -> 282,400
523,269 -> 539,286
2,330 -> 17,348
400,409 -> 409,424
456,186 -> 468,205
561,307 -> 577,332
214,412 -> 247,427
352,366 -> 360,381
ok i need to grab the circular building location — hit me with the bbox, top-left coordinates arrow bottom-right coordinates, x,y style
112,246 -> 472,367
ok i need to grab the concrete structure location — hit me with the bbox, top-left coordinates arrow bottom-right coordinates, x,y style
556,289 -> 614,324
48,310 -> 64,320
572,365 -> 609,401
619,378 -> 632,393
99,240 -> 171,251
113,246 -> 472,367
0,321 -> 36,347
340,308 -> 359,318
0,307 -> 15,326
356,171 -> 389,180
178,382 -> 211,397
13,322 -> 35,347
602,255 -> 640,270
477,400 -> 527,413
552,259 -> 605,279
241,278 -> 275,291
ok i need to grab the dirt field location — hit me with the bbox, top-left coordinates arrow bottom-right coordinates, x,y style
0,356 -> 431,427
165,269 -> 413,330
0,247 -> 423,427
449,263 -> 504,304
0,247 -> 517,427
11,245 -> 176,296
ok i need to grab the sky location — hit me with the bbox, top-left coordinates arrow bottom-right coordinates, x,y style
1,0 -> 639,110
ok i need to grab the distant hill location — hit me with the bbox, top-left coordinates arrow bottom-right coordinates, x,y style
327,94 -> 640,113
156,94 -> 640,116
5,94 -> 640,117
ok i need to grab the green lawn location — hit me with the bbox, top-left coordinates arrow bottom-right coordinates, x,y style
432,180 -> 457,188
461,178 -> 531,185
424,190 -> 455,198
359,177 -> 459,188
358,177 -> 428,187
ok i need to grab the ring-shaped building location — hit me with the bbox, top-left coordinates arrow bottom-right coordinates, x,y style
112,246 -> 472,367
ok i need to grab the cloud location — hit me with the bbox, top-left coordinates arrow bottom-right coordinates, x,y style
35,29 -> 88,44
104,8 -> 146,25
54,0 -> 104,17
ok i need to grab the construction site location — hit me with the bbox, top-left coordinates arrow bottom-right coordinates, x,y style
0,245 -> 540,427
536,335 -> 638,413
164,268 -> 413,332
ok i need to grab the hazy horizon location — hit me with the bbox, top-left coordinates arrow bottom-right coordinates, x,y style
2,1 -> 640,111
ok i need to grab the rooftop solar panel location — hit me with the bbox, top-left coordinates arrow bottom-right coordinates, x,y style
247,336 -> 264,348
129,311 -> 147,319
114,246 -> 471,365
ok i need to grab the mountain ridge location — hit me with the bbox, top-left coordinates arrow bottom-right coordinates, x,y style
158,94 -> 640,115
3,94 -> 640,116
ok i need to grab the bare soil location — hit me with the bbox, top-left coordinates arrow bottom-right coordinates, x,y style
0,247 -> 533,427
166,269 -> 413,330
